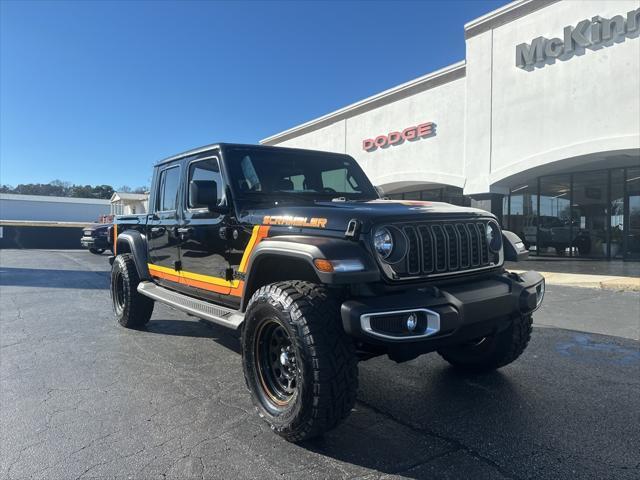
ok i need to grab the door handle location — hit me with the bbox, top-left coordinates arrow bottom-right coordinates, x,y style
177,226 -> 194,239
150,227 -> 165,234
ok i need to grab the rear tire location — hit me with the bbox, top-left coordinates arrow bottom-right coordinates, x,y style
89,248 -> 105,254
438,314 -> 533,373
110,253 -> 154,328
242,281 -> 358,442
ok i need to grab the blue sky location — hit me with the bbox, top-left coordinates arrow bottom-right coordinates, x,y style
1,0 -> 506,189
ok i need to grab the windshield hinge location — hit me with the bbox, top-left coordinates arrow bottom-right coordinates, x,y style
345,219 -> 361,241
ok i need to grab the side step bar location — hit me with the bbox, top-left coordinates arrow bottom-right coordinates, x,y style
137,281 -> 244,330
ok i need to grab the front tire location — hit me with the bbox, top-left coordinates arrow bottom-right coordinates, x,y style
89,248 -> 105,254
110,253 -> 154,328
242,281 -> 358,442
438,314 -> 533,373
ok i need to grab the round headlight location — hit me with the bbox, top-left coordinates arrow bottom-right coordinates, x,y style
374,227 -> 394,259
486,221 -> 502,252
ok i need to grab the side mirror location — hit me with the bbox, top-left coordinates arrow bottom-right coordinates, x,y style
190,180 -> 220,210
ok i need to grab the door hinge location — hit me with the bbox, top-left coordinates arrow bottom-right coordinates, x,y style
225,268 -> 234,281
174,260 -> 182,271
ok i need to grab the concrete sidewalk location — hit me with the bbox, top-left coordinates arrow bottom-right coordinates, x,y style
506,259 -> 640,291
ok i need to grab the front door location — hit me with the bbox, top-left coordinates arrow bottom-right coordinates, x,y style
178,155 -> 235,299
147,163 -> 183,288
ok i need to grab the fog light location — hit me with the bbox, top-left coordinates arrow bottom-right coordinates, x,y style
406,313 -> 418,332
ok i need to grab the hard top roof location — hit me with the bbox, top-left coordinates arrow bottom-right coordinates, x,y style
155,143 -> 348,167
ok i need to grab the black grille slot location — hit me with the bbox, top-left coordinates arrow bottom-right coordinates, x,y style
444,224 -> 459,271
403,226 -> 420,275
468,223 -> 480,266
457,224 -> 470,268
478,223 -> 489,265
417,225 -> 434,273
387,220 -> 495,280
431,225 -> 447,272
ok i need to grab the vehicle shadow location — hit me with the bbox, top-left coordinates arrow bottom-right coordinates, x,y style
0,267 -> 109,289
299,363 -> 525,479
143,318 -> 242,354
136,315 -> 529,478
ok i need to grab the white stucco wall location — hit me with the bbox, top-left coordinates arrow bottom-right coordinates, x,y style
464,0 -> 640,194
0,194 -> 110,222
274,77 -> 466,194
344,78 -> 466,193
264,0 -> 640,196
274,119 -> 346,153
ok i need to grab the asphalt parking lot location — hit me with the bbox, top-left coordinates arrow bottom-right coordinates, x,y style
1,250 -> 639,480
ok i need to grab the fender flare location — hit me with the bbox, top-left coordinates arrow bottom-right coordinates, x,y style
115,230 -> 151,280
240,235 -> 380,310
502,230 -> 529,262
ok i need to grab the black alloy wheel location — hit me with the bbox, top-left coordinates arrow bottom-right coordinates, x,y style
255,319 -> 299,407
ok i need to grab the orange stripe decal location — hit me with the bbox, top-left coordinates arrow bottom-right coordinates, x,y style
146,225 -> 269,297
113,224 -> 118,255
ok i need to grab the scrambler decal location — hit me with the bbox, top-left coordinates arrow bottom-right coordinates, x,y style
263,215 -> 327,228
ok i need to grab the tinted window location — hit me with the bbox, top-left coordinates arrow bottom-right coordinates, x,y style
321,168 -> 359,193
227,148 -> 377,201
157,166 -> 180,212
188,158 -> 223,208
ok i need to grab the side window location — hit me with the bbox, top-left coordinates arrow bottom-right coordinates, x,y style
156,166 -> 180,212
188,158 -> 223,208
321,168 -> 360,193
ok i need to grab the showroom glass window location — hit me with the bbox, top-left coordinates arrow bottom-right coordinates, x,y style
626,167 -> 640,260
610,169 -> 625,259
571,171 -> 608,258
505,184 -> 538,252
538,175 -> 571,256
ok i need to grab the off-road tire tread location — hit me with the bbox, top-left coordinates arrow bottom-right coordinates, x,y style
111,253 -> 154,328
438,314 -> 533,372
243,281 -> 358,442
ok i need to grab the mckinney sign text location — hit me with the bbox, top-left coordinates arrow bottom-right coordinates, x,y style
516,7 -> 640,69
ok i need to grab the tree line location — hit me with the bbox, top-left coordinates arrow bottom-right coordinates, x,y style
0,180 -> 148,200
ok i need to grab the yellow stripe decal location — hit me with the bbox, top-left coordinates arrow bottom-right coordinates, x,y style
146,225 -> 270,295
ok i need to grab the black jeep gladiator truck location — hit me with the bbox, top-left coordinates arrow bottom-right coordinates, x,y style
110,143 -> 544,442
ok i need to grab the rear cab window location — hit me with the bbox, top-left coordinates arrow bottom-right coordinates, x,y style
156,166 -> 181,212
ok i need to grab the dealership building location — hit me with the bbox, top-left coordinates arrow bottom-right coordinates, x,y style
262,0 -> 640,260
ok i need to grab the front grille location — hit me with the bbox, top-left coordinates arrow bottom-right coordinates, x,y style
386,220 -> 498,280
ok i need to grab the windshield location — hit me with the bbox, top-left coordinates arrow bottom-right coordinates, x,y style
225,148 -> 378,204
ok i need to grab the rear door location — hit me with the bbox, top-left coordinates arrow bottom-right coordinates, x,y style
178,155 -> 233,298
147,163 -> 183,288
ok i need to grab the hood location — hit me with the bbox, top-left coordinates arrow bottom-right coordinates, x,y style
243,199 -> 494,233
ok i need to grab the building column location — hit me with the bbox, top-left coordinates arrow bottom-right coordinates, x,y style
470,193 -> 505,225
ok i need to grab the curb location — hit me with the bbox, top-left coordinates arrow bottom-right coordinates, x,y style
509,270 -> 640,292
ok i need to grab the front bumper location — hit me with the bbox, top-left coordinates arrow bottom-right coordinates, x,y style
341,270 -> 544,352
81,236 -> 110,249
